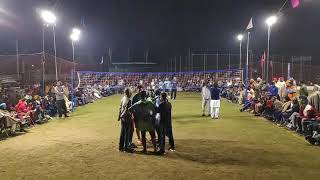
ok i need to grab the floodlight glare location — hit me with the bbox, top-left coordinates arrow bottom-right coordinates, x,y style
40,10 -> 56,25
237,34 -> 244,41
70,33 -> 80,41
72,28 -> 81,36
266,15 -> 278,26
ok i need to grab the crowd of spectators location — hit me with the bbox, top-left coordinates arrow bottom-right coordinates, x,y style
1,70 -> 240,139
79,70 -> 242,92
0,80 -> 115,138
4,70 -> 318,146
222,77 -> 320,145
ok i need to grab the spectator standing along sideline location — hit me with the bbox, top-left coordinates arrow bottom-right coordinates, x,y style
210,83 -> 221,119
54,81 -> 69,118
201,82 -> 211,117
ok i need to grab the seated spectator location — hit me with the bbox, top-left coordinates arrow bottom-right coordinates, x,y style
238,86 -> 245,105
283,97 -> 300,126
300,101 -> 316,135
268,82 -> 278,97
240,88 -> 254,112
14,99 -> 29,132
308,85 -> 320,113
43,96 -> 57,117
0,109 -> 20,136
33,95 -> 46,123
300,81 -> 309,99
293,100 -> 312,133
273,96 -> 283,123
262,97 -> 274,120
254,95 -> 267,116
0,102 -> 7,110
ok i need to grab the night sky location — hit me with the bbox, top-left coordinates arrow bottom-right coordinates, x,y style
0,0 -> 319,65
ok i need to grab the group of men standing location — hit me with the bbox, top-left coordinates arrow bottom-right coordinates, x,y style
201,82 -> 221,119
118,86 -> 175,155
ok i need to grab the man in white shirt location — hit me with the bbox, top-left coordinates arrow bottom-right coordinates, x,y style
55,81 -> 69,118
276,77 -> 286,101
201,82 -> 211,116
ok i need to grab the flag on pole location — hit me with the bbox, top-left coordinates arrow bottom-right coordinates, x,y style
246,17 -> 253,30
261,51 -> 266,68
145,48 -> 149,62
108,48 -> 112,63
291,0 -> 300,8
270,60 -> 273,69
108,48 -> 112,58
287,63 -> 291,79
100,56 -> 104,64
81,17 -> 86,28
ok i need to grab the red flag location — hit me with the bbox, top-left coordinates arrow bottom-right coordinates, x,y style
261,51 -> 266,68
291,0 -> 300,8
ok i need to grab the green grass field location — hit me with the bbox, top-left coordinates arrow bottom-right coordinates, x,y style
1,93 -> 320,180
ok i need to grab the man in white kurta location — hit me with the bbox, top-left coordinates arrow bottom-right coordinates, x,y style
276,77 -> 286,101
201,83 -> 211,116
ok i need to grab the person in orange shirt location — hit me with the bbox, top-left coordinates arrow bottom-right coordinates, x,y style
286,79 -> 297,100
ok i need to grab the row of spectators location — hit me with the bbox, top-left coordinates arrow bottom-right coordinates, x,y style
1,70 -> 242,138
0,80 -> 115,138
223,77 -> 320,145
79,70 -> 242,92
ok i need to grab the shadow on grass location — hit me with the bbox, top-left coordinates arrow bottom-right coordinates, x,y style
133,151 -> 160,156
178,96 -> 201,100
174,114 -> 210,120
0,131 -> 27,141
167,139 -> 303,168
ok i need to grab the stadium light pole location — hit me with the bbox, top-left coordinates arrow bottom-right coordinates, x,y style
70,28 -> 80,113
70,28 -> 81,73
265,15 -> 278,83
40,10 -> 58,81
237,34 -> 244,70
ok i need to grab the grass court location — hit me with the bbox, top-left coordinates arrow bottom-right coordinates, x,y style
0,93 -> 320,180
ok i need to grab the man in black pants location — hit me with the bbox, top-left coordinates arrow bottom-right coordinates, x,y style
128,91 -> 157,153
158,92 -> 175,155
130,85 -> 143,146
54,81 -> 69,118
170,77 -> 177,100
118,88 -> 133,153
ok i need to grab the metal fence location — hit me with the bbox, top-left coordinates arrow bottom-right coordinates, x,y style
189,53 -> 314,83
0,53 -> 99,85
0,51 -> 316,85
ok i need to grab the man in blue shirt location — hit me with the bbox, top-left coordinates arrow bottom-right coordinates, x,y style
268,82 -> 278,98
164,78 -> 171,93
210,82 -> 221,119
170,77 -> 177,100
